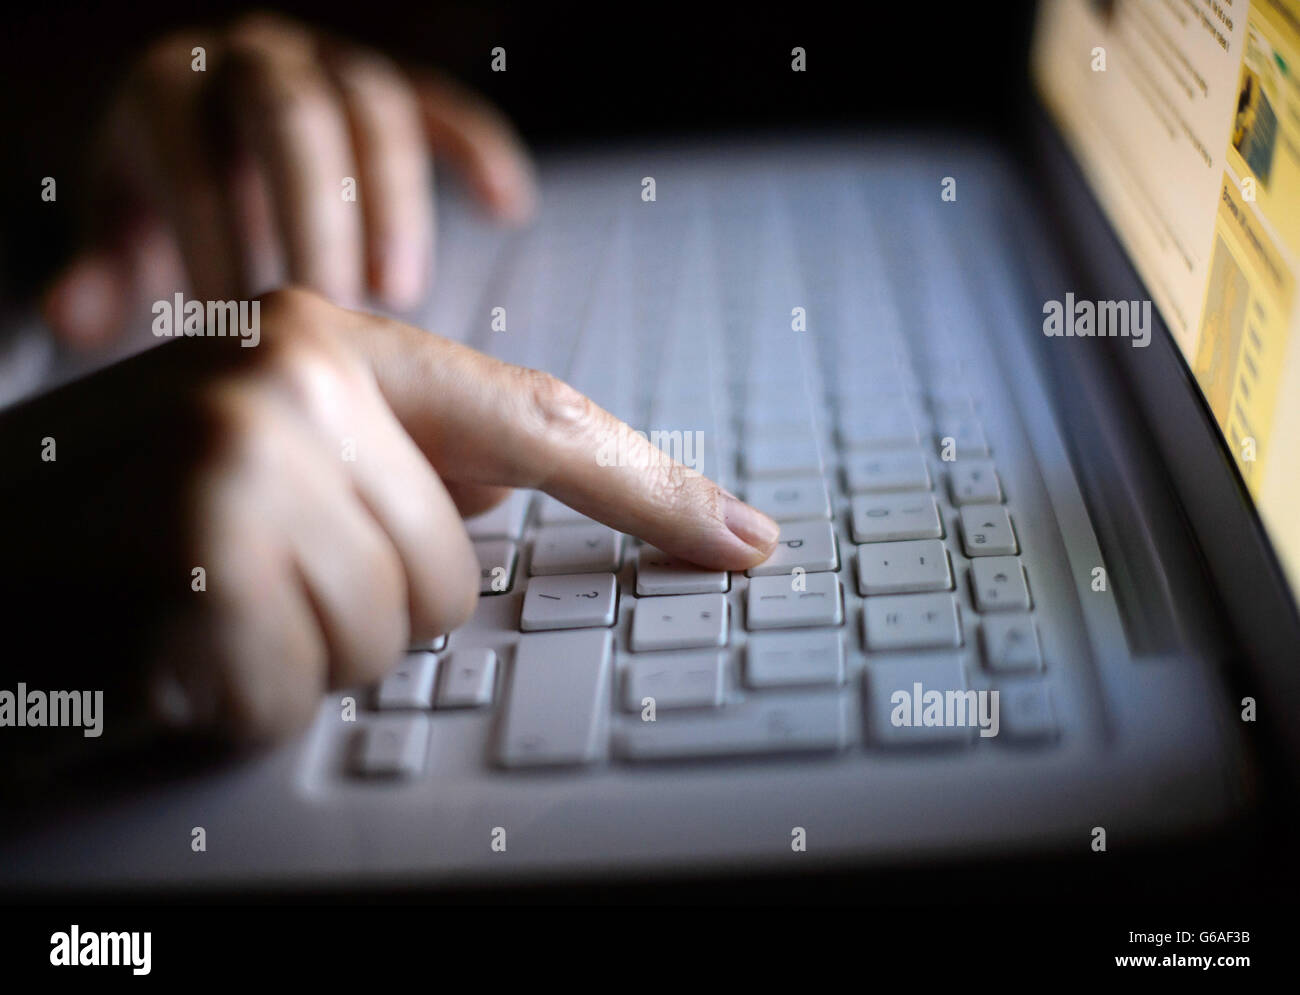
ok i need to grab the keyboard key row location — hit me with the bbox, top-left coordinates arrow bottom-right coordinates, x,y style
618,691 -> 845,761
376,649 -> 498,710
357,663 -> 1057,775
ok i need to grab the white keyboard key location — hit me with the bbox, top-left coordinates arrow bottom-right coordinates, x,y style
856,539 -> 952,595
844,450 -> 931,493
743,476 -> 831,521
746,631 -> 844,688
862,593 -> 962,650
746,520 -> 839,576
353,715 -> 430,777
949,460 -> 1003,505
631,593 -> 728,651
935,417 -> 990,457
743,436 -> 823,477
746,573 -> 843,629
836,405 -> 920,449
618,691 -> 845,760
376,652 -> 438,709
864,656 -> 973,746
742,406 -> 819,438
636,547 -> 728,595
498,630 -> 612,766
931,395 -> 977,418
473,540 -> 517,594
535,494 -> 590,525
981,616 -> 1043,673
833,360 -> 915,396
969,556 -> 1032,611
959,505 -> 1018,556
849,492 -> 942,543
529,523 -> 623,575
408,634 -> 447,652
436,648 -> 498,708
622,651 -> 725,711
465,490 -> 532,539
997,682 -> 1057,741
528,527 -> 618,580
520,573 -> 618,631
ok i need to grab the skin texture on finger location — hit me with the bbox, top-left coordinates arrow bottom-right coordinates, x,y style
263,290 -> 779,571
222,17 -> 365,304
327,48 -> 435,311
413,71 -> 537,223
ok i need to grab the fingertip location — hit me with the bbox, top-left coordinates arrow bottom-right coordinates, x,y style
648,492 -> 781,573
42,255 -> 126,348
718,491 -> 781,564
476,155 -> 537,224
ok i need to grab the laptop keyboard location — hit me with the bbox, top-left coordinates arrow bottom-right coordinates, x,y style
341,161 -> 1062,779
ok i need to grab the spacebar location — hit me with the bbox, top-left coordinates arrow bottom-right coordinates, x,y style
617,692 -> 846,761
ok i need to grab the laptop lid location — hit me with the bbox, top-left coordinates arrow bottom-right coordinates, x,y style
1031,0 -> 1300,612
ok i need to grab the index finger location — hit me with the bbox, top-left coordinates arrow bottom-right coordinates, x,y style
279,290 -> 780,570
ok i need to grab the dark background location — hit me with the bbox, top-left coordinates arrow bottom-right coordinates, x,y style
0,0 -> 1038,298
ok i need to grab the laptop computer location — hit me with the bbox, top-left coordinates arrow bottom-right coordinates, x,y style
1,0 -> 1297,893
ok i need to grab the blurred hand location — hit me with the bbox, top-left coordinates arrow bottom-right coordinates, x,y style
0,289 -> 779,744
42,12 -> 536,348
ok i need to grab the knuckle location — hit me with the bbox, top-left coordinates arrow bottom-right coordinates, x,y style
518,367 -> 594,438
254,322 -> 371,426
257,285 -> 326,326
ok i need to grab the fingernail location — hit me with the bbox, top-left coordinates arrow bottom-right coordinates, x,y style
721,492 -> 780,551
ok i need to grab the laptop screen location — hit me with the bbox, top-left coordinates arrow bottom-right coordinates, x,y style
1032,0 -> 1300,603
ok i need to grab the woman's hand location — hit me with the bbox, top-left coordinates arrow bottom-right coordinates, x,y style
42,12 -> 536,347
1,289 -> 779,745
